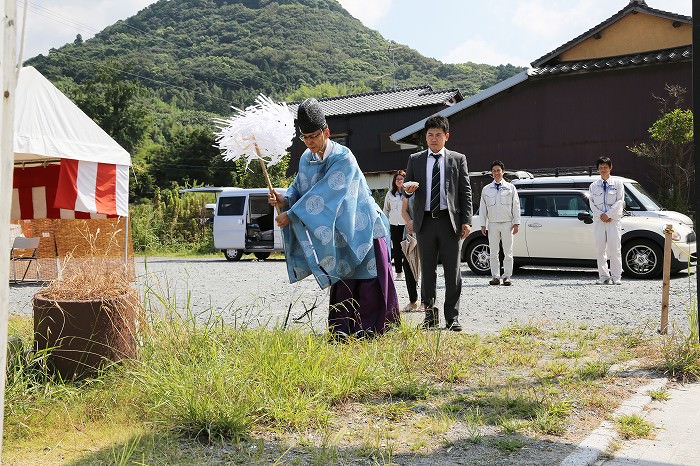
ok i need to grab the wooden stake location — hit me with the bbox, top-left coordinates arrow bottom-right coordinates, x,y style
660,224 -> 673,335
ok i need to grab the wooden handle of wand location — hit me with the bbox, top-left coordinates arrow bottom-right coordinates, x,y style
254,143 -> 280,215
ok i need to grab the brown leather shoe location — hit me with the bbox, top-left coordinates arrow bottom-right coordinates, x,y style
502,277 -> 512,286
489,278 -> 500,285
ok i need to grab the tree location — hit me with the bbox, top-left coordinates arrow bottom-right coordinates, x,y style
230,154 -> 294,189
149,124 -> 225,187
628,85 -> 694,213
64,62 -> 151,154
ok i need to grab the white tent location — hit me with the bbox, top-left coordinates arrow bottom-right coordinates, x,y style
12,66 -> 131,218
14,66 -> 131,166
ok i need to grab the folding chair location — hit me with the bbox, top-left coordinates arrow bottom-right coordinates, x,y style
10,237 -> 40,283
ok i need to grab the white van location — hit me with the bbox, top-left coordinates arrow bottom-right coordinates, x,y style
511,175 -> 693,226
180,187 -> 286,261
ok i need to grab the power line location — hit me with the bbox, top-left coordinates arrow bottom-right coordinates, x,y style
46,48 -> 237,106
20,0 -> 290,98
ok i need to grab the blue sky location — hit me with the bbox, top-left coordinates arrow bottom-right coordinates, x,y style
20,0 -> 692,67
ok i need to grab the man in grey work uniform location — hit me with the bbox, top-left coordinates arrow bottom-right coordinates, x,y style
404,115 -> 472,332
589,156 -> 625,285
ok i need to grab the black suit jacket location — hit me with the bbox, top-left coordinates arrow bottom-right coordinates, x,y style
405,149 -> 472,234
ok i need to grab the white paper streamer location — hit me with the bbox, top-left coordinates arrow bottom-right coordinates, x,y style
215,94 -> 295,168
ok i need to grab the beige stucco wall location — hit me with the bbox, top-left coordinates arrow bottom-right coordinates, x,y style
560,12 -> 691,62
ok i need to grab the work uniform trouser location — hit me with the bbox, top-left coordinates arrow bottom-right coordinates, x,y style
594,219 -> 622,280
487,222 -> 514,278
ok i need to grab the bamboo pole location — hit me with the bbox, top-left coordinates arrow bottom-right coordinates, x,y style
660,224 -> 673,335
254,143 -> 280,215
0,0 -> 17,458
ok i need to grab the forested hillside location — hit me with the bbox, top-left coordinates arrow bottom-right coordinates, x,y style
27,0 -> 522,113
25,0 -> 524,199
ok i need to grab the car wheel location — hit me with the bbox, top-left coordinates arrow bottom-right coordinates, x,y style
465,238 -> 491,275
622,240 -> 662,278
223,249 -> 244,261
254,252 -> 270,260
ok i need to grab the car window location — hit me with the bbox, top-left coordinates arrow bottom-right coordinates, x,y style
624,190 -> 642,211
625,182 -> 662,211
553,194 -> 590,217
519,196 -> 528,216
218,196 -> 245,216
532,196 -> 553,217
532,194 -> 590,217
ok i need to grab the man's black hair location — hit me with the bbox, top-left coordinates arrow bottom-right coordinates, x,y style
491,160 -> 505,171
596,156 -> 612,168
424,115 -> 449,133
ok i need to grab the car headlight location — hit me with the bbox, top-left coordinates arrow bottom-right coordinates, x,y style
661,225 -> 683,241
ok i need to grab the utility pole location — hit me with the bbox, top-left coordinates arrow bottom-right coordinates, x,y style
0,0 -> 17,459
389,43 -> 398,90
694,0 -> 699,342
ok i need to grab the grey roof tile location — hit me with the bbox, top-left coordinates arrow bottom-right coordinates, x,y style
530,45 -> 692,77
287,86 -> 463,117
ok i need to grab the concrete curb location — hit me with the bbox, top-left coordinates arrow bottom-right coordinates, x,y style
561,377 -> 668,466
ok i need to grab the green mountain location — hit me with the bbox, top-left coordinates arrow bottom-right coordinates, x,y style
24,0 -> 525,200
27,0 -> 524,114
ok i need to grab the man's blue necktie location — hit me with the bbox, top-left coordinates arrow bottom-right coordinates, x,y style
603,180 -> 608,212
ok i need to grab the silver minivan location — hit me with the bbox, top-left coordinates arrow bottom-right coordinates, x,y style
181,187 -> 286,261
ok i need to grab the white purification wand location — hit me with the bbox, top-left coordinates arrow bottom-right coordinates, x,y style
215,94 -> 295,212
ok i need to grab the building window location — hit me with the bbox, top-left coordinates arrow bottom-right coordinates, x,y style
331,133 -> 348,147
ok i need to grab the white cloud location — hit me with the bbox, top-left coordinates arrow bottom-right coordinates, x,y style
19,0 -> 156,58
511,0 -> 604,40
336,0 -> 392,27
645,0 -> 691,15
512,0 -> 692,41
442,38 -> 530,67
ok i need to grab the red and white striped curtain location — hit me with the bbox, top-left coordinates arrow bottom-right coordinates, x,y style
11,160 -> 128,220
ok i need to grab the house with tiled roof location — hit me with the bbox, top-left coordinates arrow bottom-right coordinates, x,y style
286,86 -> 462,188
391,0 -> 692,194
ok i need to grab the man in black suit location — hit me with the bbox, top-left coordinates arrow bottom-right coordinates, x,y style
404,115 -> 472,331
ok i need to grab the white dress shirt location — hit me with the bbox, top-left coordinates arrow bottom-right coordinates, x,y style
424,148 -> 447,211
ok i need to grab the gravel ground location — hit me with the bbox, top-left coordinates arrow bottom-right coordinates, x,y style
9,256 -> 697,335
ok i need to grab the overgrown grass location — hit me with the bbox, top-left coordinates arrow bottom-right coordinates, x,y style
614,414 -> 654,439
4,309 -> 697,464
649,388 -> 671,401
130,185 -> 216,255
657,304 -> 700,381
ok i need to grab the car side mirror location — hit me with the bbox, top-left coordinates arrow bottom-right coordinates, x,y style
577,212 -> 593,224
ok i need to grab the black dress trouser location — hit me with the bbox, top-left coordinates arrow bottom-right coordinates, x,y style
389,224 -> 404,274
417,214 -> 462,323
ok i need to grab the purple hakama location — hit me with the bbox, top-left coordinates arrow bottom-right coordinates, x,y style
328,238 -> 400,336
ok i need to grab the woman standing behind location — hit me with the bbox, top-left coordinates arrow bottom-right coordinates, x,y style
384,170 -> 406,280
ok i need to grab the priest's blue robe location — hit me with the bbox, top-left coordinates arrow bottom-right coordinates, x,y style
282,141 -> 399,335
